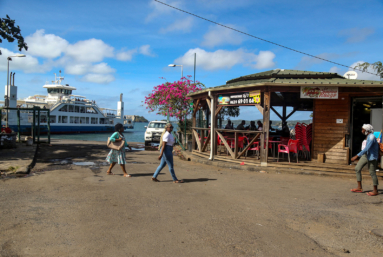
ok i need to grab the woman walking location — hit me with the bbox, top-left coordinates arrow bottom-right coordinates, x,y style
106,123 -> 132,177
152,123 -> 183,183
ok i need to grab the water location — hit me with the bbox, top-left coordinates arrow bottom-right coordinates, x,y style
43,122 -> 178,143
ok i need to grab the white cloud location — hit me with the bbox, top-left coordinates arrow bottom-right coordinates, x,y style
64,62 -> 115,76
338,27 -> 374,43
329,66 -> 343,74
349,61 -> 381,80
0,47 -> 51,73
175,48 -> 275,71
25,29 -> 68,58
201,24 -> 244,47
82,74 -> 115,84
159,17 -> 193,34
146,0 -> 182,22
115,49 -> 137,61
139,45 -> 156,57
2,29 -> 154,84
65,38 -> 114,63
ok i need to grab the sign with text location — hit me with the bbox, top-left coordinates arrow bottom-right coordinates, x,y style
249,90 -> 261,104
300,86 -> 338,99
218,92 -> 256,105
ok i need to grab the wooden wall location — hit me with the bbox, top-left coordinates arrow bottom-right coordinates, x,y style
312,93 -> 350,164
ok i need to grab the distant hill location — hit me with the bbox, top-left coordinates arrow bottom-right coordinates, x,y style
134,116 -> 148,122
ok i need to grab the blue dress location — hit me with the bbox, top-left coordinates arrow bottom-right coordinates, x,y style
106,132 -> 128,164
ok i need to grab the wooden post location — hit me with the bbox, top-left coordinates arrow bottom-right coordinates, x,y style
210,93 -> 216,160
261,91 -> 271,165
37,109 -> 41,143
192,100 -> 197,151
47,109 -> 50,144
17,109 -> 20,142
234,131 -> 238,159
199,128 -> 204,153
213,95 -> 218,156
32,108 -> 36,144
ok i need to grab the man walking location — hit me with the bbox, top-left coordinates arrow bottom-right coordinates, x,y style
350,124 -> 379,196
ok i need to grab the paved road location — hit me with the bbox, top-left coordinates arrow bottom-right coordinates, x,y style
1,141 -> 382,256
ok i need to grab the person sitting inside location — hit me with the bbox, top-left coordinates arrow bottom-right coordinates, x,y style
236,120 -> 246,130
278,122 -> 291,137
257,121 -> 263,131
247,121 -> 257,131
269,121 -> 276,132
225,120 -> 234,129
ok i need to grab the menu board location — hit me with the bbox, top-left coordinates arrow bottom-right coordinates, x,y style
300,86 -> 338,99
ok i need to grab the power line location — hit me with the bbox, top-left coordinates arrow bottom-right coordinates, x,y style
154,0 -> 379,77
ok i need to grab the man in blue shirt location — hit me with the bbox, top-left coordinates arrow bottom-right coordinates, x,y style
350,124 -> 379,196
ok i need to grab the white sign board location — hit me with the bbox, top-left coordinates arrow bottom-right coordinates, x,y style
28,114 -> 33,123
336,119 -> 343,124
300,86 -> 338,99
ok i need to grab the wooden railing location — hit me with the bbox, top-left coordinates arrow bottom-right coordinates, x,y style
215,129 -> 263,159
191,127 -> 210,152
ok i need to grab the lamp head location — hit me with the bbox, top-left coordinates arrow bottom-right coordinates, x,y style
9,54 -> 26,58
168,64 -> 176,67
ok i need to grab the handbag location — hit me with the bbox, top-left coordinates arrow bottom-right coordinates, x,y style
107,137 -> 125,151
378,130 -> 383,156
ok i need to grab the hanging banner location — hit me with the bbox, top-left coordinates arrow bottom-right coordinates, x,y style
218,92 -> 256,105
300,86 -> 338,99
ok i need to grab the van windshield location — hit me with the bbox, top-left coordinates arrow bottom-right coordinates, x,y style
148,123 -> 166,128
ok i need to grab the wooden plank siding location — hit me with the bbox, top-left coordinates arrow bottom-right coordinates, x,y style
312,93 -> 350,164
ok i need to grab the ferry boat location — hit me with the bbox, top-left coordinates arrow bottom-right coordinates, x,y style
1,71 -> 134,134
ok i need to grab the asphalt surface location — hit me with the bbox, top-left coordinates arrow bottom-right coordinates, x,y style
1,140 -> 383,256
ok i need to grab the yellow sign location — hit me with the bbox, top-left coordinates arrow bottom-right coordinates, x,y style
250,90 -> 261,104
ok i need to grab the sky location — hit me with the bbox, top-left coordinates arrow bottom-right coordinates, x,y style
1,0 -> 382,122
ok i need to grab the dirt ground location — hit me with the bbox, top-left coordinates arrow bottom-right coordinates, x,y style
1,140 -> 383,257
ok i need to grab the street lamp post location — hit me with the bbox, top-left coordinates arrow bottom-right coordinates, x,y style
6,54 -> 26,127
168,63 -> 187,146
168,64 -> 183,79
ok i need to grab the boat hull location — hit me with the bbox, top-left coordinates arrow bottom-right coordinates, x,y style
8,125 -> 133,135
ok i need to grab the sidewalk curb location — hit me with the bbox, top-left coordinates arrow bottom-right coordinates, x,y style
180,151 -> 382,180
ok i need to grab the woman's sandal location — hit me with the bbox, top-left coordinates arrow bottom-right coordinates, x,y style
151,177 -> 160,182
123,174 -> 132,177
174,180 -> 184,183
106,172 -> 114,175
350,188 -> 363,193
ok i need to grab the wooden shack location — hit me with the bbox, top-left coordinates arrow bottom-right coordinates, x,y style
188,69 -> 383,169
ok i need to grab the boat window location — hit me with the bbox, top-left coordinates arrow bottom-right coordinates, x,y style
75,106 -> 79,113
86,107 -> 97,114
149,123 -> 166,128
91,117 -> 98,124
68,105 -> 74,112
59,105 -> 68,112
80,107 -> 85,113
58,116 -> 68,123
50,116 -> 56,123
70,117 -> 74,124
86,117 -> 89,124
40,115 -> 47,123
100,118 -> 105,124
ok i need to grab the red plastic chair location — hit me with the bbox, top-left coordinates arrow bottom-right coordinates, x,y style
245,141 -> 260,159
277,139 -> 300,163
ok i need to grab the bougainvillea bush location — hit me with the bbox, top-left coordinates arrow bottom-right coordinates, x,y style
144,76 -> 204,121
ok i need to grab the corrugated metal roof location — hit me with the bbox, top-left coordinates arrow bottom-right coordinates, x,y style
188,69 -> 383,97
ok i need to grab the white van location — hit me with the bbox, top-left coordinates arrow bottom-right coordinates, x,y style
144,121 -> 167,146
